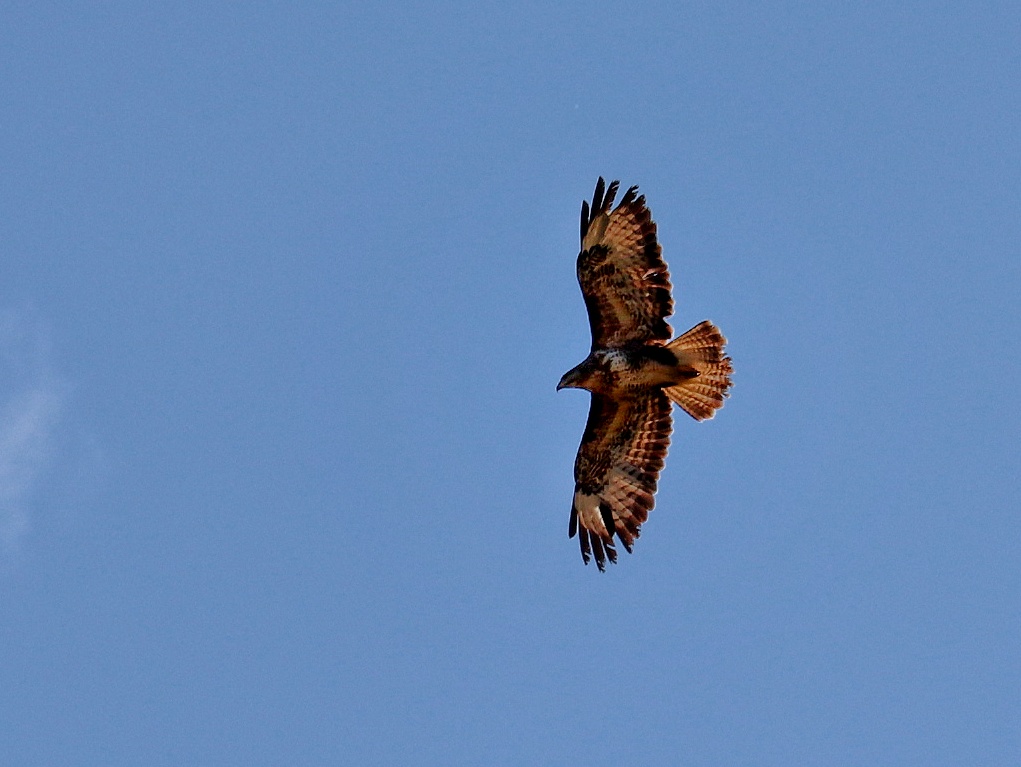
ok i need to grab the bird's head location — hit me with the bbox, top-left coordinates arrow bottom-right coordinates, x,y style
557,358 -> 600,392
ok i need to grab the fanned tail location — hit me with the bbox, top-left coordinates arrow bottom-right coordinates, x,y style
664,321 -> 733,421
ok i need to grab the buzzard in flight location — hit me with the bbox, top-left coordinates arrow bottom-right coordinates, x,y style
557,178 -> 733,570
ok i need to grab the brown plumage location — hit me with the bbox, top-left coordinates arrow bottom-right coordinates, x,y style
558,178 -> 733,571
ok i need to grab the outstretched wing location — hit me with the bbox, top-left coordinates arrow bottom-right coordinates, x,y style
569,391 -> 672,571
577,178 -> 674,349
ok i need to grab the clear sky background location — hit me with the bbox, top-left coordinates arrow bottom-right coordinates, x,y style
2,3 -> 1019,765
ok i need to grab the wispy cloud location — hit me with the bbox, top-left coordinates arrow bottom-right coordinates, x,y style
0,309 -> 65,554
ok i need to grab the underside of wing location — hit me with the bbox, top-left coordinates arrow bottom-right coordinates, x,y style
577,178 -> 674,348
569,391 -> 672,571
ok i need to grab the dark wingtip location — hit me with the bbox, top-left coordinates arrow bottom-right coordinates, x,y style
592,177 -> 605,214
598,502 -> 616,538
579,528 -> 592,565
581,178 -> 627,243
591,533 -> 619,571
591,534 -> 607,571
574,517 -> 623,572
618,185 -> 639,209
603,180 -> 620,212
605,540 -> 618,565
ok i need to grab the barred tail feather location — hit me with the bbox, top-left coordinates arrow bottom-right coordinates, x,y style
665,321 -> 733,421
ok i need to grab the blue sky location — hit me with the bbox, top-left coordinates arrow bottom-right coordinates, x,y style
2,2 -> 1019,765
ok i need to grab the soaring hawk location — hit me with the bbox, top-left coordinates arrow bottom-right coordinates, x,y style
557,178 -> 733,570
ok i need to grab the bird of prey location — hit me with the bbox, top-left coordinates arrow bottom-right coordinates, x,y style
557,178 -> 733,570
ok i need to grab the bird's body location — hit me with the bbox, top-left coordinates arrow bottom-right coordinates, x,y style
558,178 -> 733,570
561,344 -> 696,395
